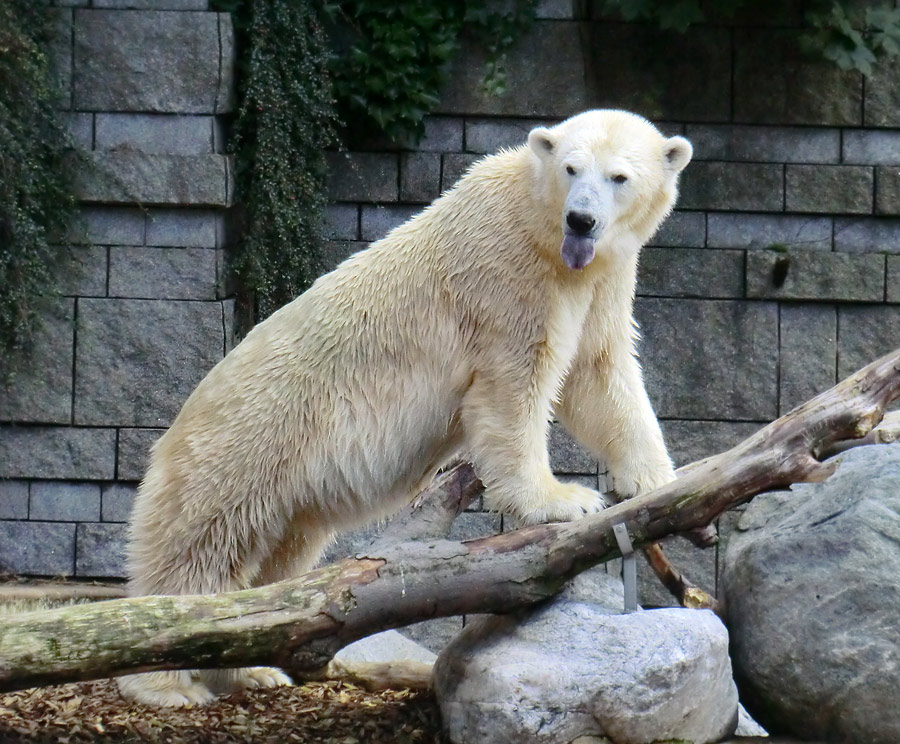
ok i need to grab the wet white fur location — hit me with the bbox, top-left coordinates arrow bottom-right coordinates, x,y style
117,110 -> 692,706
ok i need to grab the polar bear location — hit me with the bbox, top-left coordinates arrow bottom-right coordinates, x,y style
117,109 -> 692,706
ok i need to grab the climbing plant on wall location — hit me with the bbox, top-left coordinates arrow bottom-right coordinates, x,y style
0,0 -> 77,362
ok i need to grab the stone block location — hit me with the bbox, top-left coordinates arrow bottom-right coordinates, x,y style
843,130 -> 900,165
117,428 -> 164,480
326,152 -> 398,203
636,299 -> 778,421
0,299 -> 74,425
637,248 -> 744,299
865,58 -> 900,127
876,167 -> 900,216
746,249 -> 885,302
400,152 -> 441,203
779,305 -> 836,414
145,208 -> 222,247
638,536 -> 717,608
0,521 -> 75,576
54,246 -> 107,297
29,482 -> 101,522
536,0 -> 576,19
74,10 -> 229,113
448,512 -> 502,542
323,204 -> 359,241
109,247 -> 217,300
734,29 -> 862,125
95,113 -> 217,155
685,125 -> 839,163
76,522 -> 127,578
75,299 -> 224,427
437,22 -> 589,117
707,213 -> 832,251
69,207 -> 145,246
660,420 -> 763,468
216,13 -> 236,114
585,24 -> 731,122
92,1 -> 208,9
441,153 -> 479,192
49,8 -> 73,109
834,217 -> 900,253
785,165 -> 873,214
889,256 -> 900,304
0,481 -> 29,519
360,205 -> 419,242
647,211 -> 705,248
465,118 -> 548,154
679,162 -> 783,212
548,422 -> 597,474
322,241 -> 368,273
0,426 -> 115,480
75,151 -> 233,207
102,482 -> 137,522
63,112 -> 94,148
837,306 -> 900,380
417,117 -> 464,153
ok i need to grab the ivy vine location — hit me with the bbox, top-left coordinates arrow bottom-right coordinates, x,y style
0,0 -> 77,362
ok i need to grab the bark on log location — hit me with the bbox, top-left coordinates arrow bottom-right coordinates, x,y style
0,347 -> 898,694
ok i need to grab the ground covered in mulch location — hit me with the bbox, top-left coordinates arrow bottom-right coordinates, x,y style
0,678 -> 444,743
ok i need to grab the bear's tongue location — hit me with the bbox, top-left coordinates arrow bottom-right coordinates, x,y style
560,234 -> 596,270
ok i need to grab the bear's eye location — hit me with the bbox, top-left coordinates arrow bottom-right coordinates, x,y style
612,174 -> 628,184
565,165 -> 577,176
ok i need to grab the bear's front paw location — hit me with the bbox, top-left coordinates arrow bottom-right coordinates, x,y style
612,463 -> 676,500
519,482 -> 607,525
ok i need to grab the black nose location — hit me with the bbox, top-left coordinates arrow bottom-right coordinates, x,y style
566,211 -> 596,235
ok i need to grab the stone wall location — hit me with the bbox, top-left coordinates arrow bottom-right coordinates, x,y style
1,0 -> 899,616
0,0 -> 234,578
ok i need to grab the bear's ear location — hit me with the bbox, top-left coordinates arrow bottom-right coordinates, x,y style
528,127 -> 557,159
663,136 -> 693,174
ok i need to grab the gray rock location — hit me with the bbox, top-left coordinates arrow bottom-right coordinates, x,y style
778,305 -> 836,414
400,152 -> 441,204
0,521 -> 76,576
0,298 -> 74,424
785,165 -> 873,214
686,124 -> 839,163
116,428 -> 164,480
636,298 -> 778,421
441,154 -> 479,192
647,211 -> 706,249
0,481 -> 29,520
336,630 -> 436,665
75,151 -> 233,207
360,205 -> 419,242
109,246 -> 218,300
73,10 -> 229,113
145,209 -> 223,248
722,444 -> 900,743
101,482 -> 137,522
679,162 -> 783,212
0,426 -> 115,480
706,213 -> 832,251
660,420 -> 763,468
842,130 -> 900,165
76,522 -> 128,578
865,59 -> 900,127
434,570 -> 738,744
637,247 -> 744,299
326,152 -> 398,203
55,246 -> 108,297
876,166 -> 900,216
836,306 -> 900,380
745,249 -> 885,302
834,216 -> 900,253
95,113 -> 217,155
70,207 -> 146,246
548,422 -> 597,475
74,299 -> 225,427
323,205 -> 359,241
30,482 -> 101,522
888,256 -> 900,303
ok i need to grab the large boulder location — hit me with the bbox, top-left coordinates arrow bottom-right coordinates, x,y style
433,569 -> 738,744
722,443 -> 900,743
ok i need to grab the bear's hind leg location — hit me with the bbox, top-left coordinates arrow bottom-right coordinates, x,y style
117,670 -> 216,707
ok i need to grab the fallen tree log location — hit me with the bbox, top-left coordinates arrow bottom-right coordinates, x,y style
0,347 -> 898,694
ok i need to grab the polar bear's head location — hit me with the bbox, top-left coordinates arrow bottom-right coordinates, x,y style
527,110 -> 692,270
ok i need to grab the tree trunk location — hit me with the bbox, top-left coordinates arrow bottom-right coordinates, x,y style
1,348 -> 898,694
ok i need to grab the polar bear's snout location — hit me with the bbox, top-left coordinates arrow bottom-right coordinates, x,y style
565,211 -> 596,235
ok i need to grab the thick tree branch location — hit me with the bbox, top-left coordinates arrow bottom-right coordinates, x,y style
0,347 -> 898,694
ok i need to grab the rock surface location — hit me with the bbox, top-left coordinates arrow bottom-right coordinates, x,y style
722,443 -> 900,744
433,570 -> 738,744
